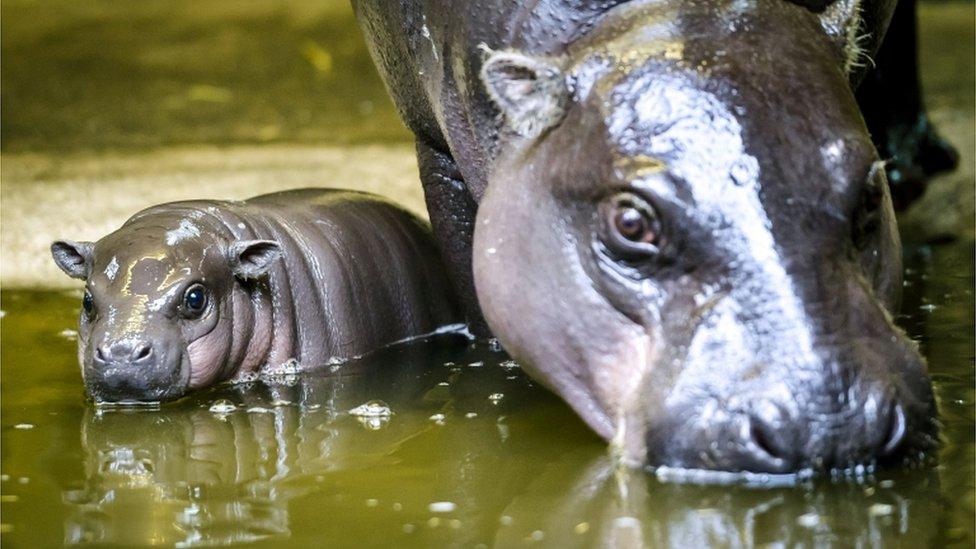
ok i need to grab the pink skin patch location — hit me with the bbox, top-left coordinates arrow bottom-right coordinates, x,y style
186,317 -> 234,389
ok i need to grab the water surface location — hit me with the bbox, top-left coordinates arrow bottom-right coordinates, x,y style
1,241 -> 972,547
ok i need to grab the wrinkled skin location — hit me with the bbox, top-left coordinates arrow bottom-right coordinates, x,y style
354,0 -> 939,472
51,189 -> 459,403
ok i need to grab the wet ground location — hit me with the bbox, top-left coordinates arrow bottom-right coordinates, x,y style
1,0 -> 973,287
1,0 -> 974,547
1,242 -> 972,547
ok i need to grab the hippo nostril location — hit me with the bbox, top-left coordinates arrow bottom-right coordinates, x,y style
749,419 -> 787,461
95,347 -> 108,364
131,344 -> 153,363
744,410 -> 799,471
880,402 -> 908,456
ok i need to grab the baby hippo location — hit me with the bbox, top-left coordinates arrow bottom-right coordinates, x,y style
51,189 -> 460,403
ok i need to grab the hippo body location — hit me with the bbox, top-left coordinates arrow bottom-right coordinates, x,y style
51,189 -> 459,402
353,0 -> 939,472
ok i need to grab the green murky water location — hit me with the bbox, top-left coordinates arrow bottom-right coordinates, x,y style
1,241 -> 972,548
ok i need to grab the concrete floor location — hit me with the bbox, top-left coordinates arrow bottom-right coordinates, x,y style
1,1 -> 973,288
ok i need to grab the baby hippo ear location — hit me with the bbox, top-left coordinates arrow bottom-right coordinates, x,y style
480,48 -> 568,139
51,240 -> 94,280
229,240 -> 282,280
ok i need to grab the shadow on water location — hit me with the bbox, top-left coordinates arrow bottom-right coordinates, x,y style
2,239 -> 972,548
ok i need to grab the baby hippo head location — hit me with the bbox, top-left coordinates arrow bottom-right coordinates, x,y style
51,219 -> 281,403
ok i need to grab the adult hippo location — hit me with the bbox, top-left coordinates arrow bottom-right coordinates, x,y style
352,0 -> 940,472
51,189 -> 459,403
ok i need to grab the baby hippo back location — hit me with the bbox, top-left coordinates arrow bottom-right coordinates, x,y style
222,189 -> 459,368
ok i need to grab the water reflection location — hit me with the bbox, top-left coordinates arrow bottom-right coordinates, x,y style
497,452 -> 946,547
61,335 -> 952,548
62,336 -> 485,546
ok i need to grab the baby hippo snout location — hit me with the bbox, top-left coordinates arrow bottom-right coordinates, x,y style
94,339 -> 154,367
86,336 -> 184,402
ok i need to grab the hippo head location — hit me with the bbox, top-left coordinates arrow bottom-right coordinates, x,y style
473,0 -> 937,472
51,218 -> 281,403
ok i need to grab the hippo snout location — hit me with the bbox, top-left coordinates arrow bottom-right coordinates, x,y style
643,349 -> 936,474
86,337 -> 185,403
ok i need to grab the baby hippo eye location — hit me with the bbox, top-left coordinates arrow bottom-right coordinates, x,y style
82,290 -> 94,317
182,284 -> 209,318
603,193 -> 662,254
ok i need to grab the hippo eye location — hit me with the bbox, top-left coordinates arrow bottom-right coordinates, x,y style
82,290 -> 95,318
603,194 -> 661,254
182,284 -> 209,318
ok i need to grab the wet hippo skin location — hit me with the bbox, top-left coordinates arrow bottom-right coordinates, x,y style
352,0 -> 940,472
51,189 -> 460,403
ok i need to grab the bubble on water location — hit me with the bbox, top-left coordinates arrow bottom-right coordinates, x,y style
468,361 -> 484,368
0,474 -> 9,482
0,495 -> 18,503
869,503 -> 894,516
402,523 -> 416,533
500,359 -> 519,370
879,479 -> 895,488
429,413 -> 446,425
437,381 -> 450,387
358,416 -> 388,430
392,502 -> 402,512
262,359 -> 302,379
465,412 -> 478,419
574,522 -> 590,534
488,393 -> 504,404
271,399 -> 292,407
246,407 -> 271,414
365,498 -> 379,507
613,517 -> 640,529
13,423 -> 34,430
488,338 -> 502,352
499,515 -> 513,526
920,303 -> 938,312
59,329 -> 78,341
349,400 -> 392,418
0,311 -> 5,318
233,371 -> 259,384
306,403 -> 321,411
427,517 -> 441,528
449,519 -> 462,529
0,524 -> 12,534
209,400 -> 236,415
529,530 -> 545,541
797,513 -> 821,528
17,477 -> 28,485
428,501 -> 456,513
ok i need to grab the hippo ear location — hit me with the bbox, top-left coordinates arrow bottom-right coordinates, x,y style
51,240 -> 94,280
816,0 -> 879,76
229,240 -> 282,280
480,48 -> 568,139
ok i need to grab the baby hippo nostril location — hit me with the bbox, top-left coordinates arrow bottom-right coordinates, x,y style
94,347 -> 108,364
131,344 -> 153,363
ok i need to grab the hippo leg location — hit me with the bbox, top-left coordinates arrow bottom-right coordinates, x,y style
856,0 -> 959,211
416,140 -> 487,333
